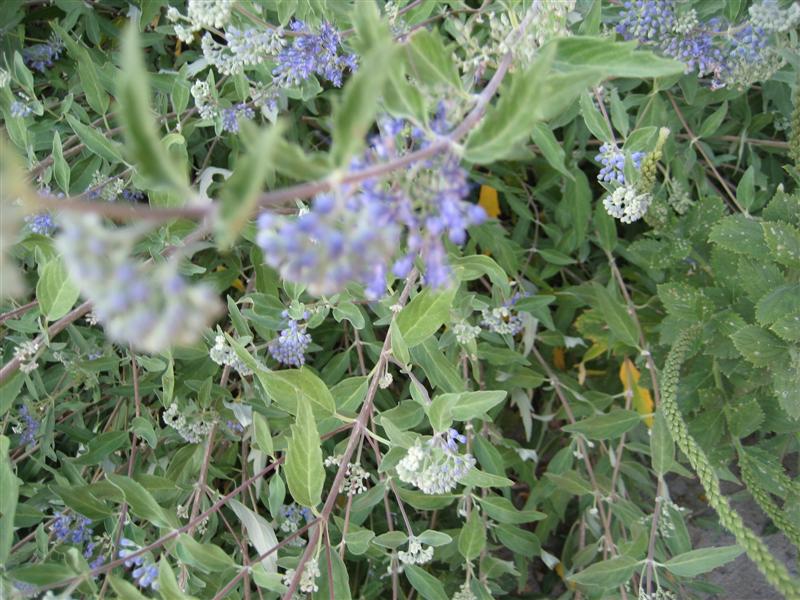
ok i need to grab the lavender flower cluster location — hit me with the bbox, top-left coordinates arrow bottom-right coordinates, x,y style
617,0 -> 793,89
14,405 -> 39,447
268,311 -> 312,367
56,214 -> 221,353
256,116 -> 486,298
272,21 -> 358,88
51,511 -> 104,568
119,538 -> 159,590
595,142 -> 645,185
221,103 -> 255,133
22,34 -> 64,72
396,429 -> 476,495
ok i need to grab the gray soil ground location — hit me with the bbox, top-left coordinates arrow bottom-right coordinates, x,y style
668,475 -> 798,600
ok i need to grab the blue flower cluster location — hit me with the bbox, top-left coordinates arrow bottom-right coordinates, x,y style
10,100 -> 33,118
16,405 -> 39,447
22,35 -> 64,72
256,116 -> 486,297
221,102 -> 255,133
119,538 -> 159,590
268,312 -> 312,367
617,0 -> 780,88
51,511 -> 104,566
396,429 -> 476,495
25,212 -> 55,235
595,142 -> 645,185
272,21 -> 358,88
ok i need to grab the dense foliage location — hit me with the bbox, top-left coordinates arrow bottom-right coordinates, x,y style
1,1 -> 800,599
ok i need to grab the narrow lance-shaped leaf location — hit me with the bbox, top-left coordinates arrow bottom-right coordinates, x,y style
119,24 -> 188,193
285,397 -> 325,508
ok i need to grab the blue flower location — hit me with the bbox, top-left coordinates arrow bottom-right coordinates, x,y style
595,142 -> 645,185
272,20 -> 357,88
268,313 -> 312,367
16,405 -> 39,447
22,35 -> 64,72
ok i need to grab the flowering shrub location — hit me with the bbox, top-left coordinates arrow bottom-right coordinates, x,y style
1,1 -> 800,599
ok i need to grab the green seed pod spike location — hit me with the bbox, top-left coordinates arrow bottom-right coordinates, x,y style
662,327 -> 800,599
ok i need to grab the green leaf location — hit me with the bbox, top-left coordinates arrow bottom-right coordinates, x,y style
110,575 -> 150,599
762,221 -> 800,267
331,9 -> 397,165
591,283 -> 639,348
229,499 -> 279,574
410,339 -> 466,393
317,549 -> 352,600
447,390 -> 507,421
460,468 -> 513,488
252,365 -> 336,418
416,530 -> 453,547
478,495 -> 545,524
731,325 -> 786,366
285,399 -> 324,508
107,475 -> 177,529
650,410 -> 674,477
54,485 -> 111,519
74,431 -> 129,465
51,23 -> 108,115
465,46 -> 554,163
698,101 -> 728,138
544,471 -> 595,496
404,29 -> 461,90
709,215 -> 769,259
176,534 -> 236,573
9,563 -> 78,585
159,558 -> 200,600
372,531 -> 408,549
333,301 -> 365,329
396,287 -> 457,347
405,565 -> 449,600
563,409 -> 641,440
495,523 -> 540,555
345,529 -> 375,554
450,255 -> 511,297
252,412 -> 274,456
427,393 -> 455,432
36,258 -> 80,321
664,545 -> 744,577
755,284 -> 800,326
458,510 -> 485,560
551,36 -> 684,77
594,200 -> 617,252
65,115 -> 124,164
0,436 -> 17,564
216,124 -> 283,248
390,319 -> 411,366
119,24 -> 187,192
771,313 -> 800,342
580,91 -> 612,142
52,131 -> 70,194
531,123 -> 574,180
569,556 -> 639,590
737,165 -> 756,212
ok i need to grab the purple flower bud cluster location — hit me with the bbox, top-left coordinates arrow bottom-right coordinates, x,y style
50,511 -> 103,563
443,428 -> 467,452
16,405 -> 39,447
22,35 -> 64,72
119,538 -> 159,590
121,188 -> 145,202
595,142 -> 644,185
268,311 -> 312,367
221,102 -> 255,133
256,116 -> 486,297
25,212 -> 55,236
226,419 -> 245,434
272,21 -> 358,88
617,0 -> 780,88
